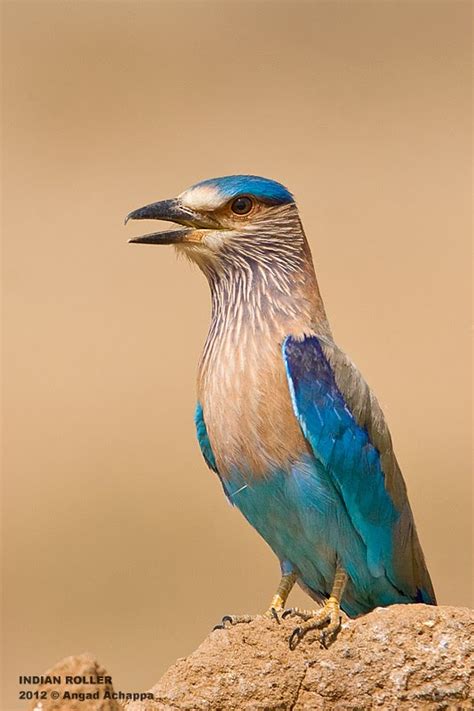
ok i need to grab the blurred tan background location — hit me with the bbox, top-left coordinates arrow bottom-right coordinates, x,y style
2,1 -> 472,708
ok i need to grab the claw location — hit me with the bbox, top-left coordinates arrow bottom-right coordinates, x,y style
212,614 -> 233,631
289,626 -> 303,650
213,613 -> 254,631
270,607 -> 281,625
286,570 -> 347,650
285,598 -> 343,649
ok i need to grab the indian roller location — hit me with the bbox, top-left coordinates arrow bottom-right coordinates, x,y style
126,175 -> 436,647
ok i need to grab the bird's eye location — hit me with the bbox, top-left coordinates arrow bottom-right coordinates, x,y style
231,196 -> 253,215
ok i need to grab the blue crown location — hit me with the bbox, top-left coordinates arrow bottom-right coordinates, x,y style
190,175 -> 294,205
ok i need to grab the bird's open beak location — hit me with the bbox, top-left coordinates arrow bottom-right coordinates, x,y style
126,198 -> 211,245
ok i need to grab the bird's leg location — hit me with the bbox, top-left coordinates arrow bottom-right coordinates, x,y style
283,566 -> 348,649
265,570 -> 298,619
214,571 -> 297,629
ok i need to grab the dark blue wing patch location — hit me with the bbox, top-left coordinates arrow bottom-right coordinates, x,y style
282,335 -> 400,579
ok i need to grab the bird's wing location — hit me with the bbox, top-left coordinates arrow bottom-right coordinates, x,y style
195,402 -> 233,502
282,334 -> 436,603
195,402 -> 218,473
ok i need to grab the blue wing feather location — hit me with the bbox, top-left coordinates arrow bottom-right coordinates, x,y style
195,402 -> 218,473
283,335 -> 436,604
195,402 -> 233,503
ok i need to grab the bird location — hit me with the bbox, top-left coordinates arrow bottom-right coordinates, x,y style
126,174 -> 436,647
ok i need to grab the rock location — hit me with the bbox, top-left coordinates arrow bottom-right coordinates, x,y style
26,653 -> 121,711
125,604 -> 474,710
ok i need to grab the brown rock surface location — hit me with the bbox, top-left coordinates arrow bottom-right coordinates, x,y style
26,653 -> 121,711
126,604 -> 474,711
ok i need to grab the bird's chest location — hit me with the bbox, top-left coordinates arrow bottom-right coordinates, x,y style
198,335 -> 308,479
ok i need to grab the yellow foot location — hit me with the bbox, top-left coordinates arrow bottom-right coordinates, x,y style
213,607 -> 281,630
283,596 -> 342,649
264,606 -> 283,624
213,614 -> 255,630
213,571 -> 297,630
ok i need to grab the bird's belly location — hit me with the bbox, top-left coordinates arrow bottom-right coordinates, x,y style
225,454 -> 368,600
200,353 -> 353,597
225,455 -> 412,616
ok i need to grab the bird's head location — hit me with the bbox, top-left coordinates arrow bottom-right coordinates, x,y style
126,175 -> 307,276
